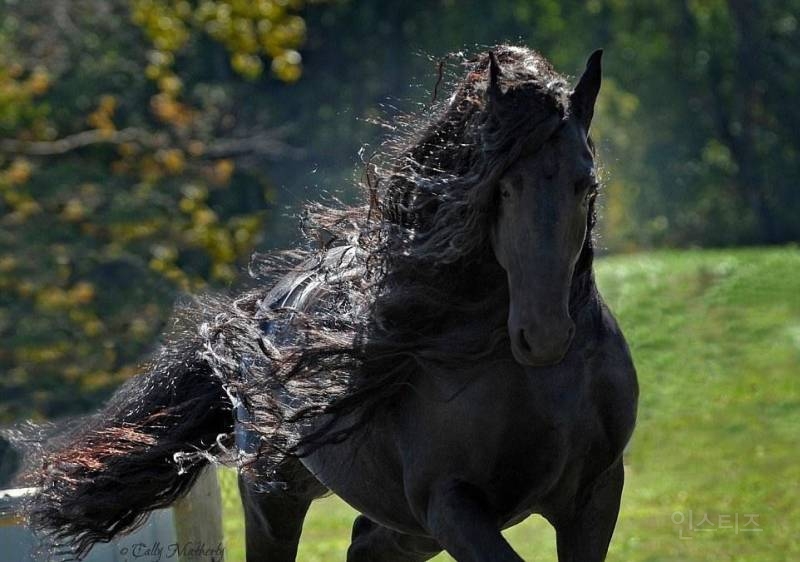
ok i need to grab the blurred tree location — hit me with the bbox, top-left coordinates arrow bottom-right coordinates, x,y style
0,0 -> 310,425
263,0 -> 799,249
592,0 -> 800,246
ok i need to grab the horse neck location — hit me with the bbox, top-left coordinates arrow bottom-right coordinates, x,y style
569,242 -> 597,318
415,246 -> 597,324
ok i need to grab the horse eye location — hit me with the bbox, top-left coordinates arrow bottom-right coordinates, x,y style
500,188 -> 511,199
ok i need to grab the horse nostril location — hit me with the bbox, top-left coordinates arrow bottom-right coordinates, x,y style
518,329 -> 532,353
566,324 -> 575,343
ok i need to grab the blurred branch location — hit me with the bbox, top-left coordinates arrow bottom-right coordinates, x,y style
203,131 -> 304,160
0,128 -> 302,160
0,128 -> 162,156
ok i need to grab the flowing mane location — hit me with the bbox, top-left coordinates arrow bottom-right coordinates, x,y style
189,45 -> 599,474
17,45 -> 600,485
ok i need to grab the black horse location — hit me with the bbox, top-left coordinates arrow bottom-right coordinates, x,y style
15,45 -> 638,562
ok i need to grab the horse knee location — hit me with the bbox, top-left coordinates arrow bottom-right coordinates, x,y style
346,542 -> 369,562
351,514 -> 376,539
348,516 -> 376,561
348,515 -> 441,562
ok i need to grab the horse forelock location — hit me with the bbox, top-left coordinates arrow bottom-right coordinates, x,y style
367,47 -> 571,262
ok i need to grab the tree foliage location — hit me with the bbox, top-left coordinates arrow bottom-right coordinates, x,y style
0,0 -> 308,424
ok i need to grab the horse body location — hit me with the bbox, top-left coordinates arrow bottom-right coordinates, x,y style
242,271 -> 637,561
18,45 -> 639,562
238,47 -> 639,562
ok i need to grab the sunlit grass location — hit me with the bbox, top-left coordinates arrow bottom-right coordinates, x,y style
219,246 -> 800,561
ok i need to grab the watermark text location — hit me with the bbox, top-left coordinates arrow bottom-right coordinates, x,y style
671,511 -> 763,539
119,541 -> 224,562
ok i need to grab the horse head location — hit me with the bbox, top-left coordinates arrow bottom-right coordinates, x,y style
488,50 -> 602,367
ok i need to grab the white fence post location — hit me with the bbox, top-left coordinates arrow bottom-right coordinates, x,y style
172,467 -> 225,562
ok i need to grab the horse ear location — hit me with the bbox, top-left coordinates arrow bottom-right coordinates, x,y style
487,51 -> 503,102
570,49 -> 602,131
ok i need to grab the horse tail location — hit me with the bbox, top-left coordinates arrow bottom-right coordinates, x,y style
9,334 -> 233,559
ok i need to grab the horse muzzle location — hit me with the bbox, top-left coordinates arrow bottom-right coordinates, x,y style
509,318 -> 575,367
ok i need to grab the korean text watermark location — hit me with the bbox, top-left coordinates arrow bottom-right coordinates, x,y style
671,511 -> 763,539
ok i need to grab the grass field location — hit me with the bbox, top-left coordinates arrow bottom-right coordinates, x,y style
217,247 -> 800,561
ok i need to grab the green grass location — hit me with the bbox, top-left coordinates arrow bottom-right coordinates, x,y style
218,246 -> 800,561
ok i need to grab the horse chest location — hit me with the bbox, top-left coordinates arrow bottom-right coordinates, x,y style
402,369 -> 588,505
304,365 -> 591,533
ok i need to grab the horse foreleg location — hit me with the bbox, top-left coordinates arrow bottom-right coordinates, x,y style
424,480 -> 524,562
347,515 -> 442,562
553,459 -> 624,562
238,459 -> 327,562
